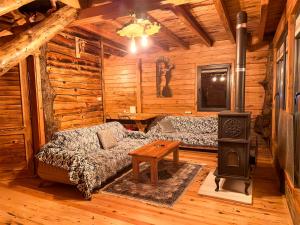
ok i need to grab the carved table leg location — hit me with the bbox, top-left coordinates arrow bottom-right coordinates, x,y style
215,177 -> 220,192
245,180 -> 251,195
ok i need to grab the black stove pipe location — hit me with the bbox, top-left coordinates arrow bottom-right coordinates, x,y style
235,11 -> 248,112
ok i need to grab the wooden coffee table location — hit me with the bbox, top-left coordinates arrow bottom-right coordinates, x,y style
128,140 -> 181,186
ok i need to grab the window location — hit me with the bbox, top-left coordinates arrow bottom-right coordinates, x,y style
197,64 -> 231,112
276,35 -> 287,110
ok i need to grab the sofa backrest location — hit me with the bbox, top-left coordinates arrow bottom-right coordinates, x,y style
50,122 -> 127,152
148,115 -> 218,134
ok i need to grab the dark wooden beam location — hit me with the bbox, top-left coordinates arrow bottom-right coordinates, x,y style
0,0 -> 34,17
257,0 -> 269,42
0,6 -> 78,77
251,0 -> 269,46
213,0 -> 235,43
147,14 -> 189,49
77,0 -> 201,24
171,5 -> 212,47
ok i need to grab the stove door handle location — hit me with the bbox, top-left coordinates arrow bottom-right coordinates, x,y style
295,92 -> 300,107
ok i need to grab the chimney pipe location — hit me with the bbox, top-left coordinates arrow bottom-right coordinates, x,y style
235,11 -> 247,112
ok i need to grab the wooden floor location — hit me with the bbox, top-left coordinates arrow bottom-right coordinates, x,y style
0,149 -> 292,225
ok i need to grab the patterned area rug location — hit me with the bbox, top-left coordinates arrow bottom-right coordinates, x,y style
101,160 -> 204,207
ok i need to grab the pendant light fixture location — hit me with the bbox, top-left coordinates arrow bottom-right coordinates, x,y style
117,13 -> 160,53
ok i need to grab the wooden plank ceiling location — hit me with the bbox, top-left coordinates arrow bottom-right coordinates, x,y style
0,0 -> 286,56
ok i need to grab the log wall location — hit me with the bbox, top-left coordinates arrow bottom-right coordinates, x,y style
0,64 -> 34,180
104,40 -> 271,145
43,27 -> 104,139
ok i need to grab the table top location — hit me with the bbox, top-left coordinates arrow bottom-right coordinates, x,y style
129,140 -> 181,159
105,113 -> 158,121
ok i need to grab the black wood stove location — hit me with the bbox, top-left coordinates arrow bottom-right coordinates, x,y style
214,11 -> 252,195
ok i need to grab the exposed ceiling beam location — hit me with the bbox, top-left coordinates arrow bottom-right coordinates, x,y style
213,0 -> 235,43
0,0 -> 34,17
171,5 -> 212,47
74,23 -> 128,54
77,0 -> 202,24
257,0 -> 269,42
147,14 -> 189,49
0,6 -> 78,77
250,0 -> 269,46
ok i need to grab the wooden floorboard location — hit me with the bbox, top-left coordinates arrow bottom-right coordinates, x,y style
0,149 -> 292,225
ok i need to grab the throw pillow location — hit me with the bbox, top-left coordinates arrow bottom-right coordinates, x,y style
159,120 -> 176,133
97,129 -> 117,150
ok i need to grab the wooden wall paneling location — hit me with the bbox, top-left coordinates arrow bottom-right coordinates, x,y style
40,45 -> 58,142
136,58 -> 142,113
287,15 -> 296,113
104,56 -> 137,114
273,8 -> 287,47
100,39 -> 106,121
104,41 -> 270,148
0,62 -> 34,180
27,53 -> 46,153
271,47 -> 277,153
19,60 -> 34,175
43,27 -> 104,135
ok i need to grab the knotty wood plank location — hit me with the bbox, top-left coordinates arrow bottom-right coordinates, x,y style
0,150 -> 292,224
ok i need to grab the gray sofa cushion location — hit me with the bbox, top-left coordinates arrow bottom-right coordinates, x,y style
97,129 -> 117,149
159,119 -> 176,133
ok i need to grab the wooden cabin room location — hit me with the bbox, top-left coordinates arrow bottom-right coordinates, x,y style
0,0 -> 300,224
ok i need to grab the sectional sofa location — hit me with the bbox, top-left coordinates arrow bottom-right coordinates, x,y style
36,116 -> 218,199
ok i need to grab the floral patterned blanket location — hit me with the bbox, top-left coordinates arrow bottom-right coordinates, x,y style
36,122 -> 149,199
36,116 -> 218,199
146,115 -> 218,147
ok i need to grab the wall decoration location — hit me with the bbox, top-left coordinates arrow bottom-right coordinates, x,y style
75,37 -> 86,58
156,56 -> 175,97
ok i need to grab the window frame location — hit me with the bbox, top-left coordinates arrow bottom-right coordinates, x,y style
197,64 -> 231,112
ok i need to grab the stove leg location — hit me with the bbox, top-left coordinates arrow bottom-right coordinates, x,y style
215,177 -> 220,192
245,180 -> 250,195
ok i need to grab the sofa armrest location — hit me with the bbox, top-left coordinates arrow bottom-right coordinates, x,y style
125,130 -> 148,139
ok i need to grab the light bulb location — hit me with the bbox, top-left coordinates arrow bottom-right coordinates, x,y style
220,76 -> 226,82
212,77 -> 217,82
130,37 -> 137,53
141,34 -> 148,47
